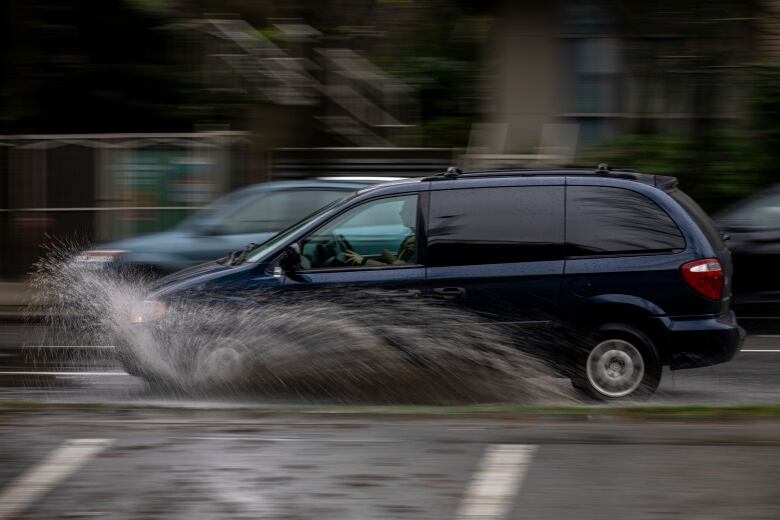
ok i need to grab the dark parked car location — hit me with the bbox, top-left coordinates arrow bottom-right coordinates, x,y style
716,185 -> 780,331
126,166 -> 744,400
78,177 -> 398,275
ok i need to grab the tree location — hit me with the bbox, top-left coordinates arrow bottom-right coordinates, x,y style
0,0 -> 233,133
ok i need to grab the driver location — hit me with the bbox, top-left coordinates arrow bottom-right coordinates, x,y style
344,199 -> 416,266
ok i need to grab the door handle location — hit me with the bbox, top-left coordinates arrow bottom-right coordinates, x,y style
432,287 -> 466,299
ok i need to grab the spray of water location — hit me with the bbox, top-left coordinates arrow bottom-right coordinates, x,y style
31,243 -> 576,404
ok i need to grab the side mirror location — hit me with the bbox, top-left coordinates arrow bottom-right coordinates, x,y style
279,243 -> 302,273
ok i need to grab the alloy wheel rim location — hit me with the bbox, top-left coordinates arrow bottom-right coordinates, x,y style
586,339 -> 645,398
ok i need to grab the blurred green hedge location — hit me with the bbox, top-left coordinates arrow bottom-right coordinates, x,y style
583,64 -> 780,213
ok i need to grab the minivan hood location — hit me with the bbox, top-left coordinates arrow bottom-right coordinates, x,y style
149,260 -> 234,296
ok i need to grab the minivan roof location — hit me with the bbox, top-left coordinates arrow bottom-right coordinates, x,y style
421,164 -> 678,190
352,164 -> 679,195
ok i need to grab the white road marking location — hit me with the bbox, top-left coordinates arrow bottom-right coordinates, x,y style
0,438 -> 113,519
456,444 -> 537,520
741,349 -> 780,353
0,371 -> 129,376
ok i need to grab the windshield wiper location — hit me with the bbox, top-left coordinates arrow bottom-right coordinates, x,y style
217,242 -> 258,266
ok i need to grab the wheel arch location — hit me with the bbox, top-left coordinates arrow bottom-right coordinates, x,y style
569,297 -> 671,365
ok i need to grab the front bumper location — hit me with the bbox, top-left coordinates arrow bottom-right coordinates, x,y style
656,311 -> 745,370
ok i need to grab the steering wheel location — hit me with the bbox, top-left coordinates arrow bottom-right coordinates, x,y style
321,234 -> 355,267
335,233 -> 354,253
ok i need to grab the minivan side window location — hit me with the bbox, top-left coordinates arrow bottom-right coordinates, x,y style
427,186 -> 565,267
567,186 -> 685,256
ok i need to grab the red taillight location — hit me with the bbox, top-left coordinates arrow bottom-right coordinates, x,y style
680,258 -> 724,300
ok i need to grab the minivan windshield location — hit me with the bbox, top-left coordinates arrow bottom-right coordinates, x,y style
244,195 -> 352,263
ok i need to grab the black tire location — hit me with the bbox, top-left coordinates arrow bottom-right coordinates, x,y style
572,323 -> 661,402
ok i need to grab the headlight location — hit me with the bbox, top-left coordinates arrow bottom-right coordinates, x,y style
130,300 -> 167,324
76,250 -> 128,264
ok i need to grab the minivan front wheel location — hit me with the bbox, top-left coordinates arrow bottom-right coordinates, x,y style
574,324 -> 661,401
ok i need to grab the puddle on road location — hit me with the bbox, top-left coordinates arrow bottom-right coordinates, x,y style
29,243 -> 576,405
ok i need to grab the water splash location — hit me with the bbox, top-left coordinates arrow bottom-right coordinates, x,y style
31,243 -> 575,404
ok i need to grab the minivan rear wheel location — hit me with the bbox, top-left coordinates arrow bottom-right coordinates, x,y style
573,324 -> 661,401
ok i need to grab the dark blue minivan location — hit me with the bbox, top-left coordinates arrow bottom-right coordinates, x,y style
128,166 -> 744,400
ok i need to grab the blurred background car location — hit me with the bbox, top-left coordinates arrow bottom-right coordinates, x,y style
78,178 -> 397,275
717,186 -> 780,331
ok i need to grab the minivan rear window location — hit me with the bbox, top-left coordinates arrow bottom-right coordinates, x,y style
669,189 -> 725,250
567,186 -> 685,256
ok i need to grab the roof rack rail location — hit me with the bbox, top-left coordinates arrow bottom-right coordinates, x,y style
443,166 -> 461,178
423,166 -> 462,181
594,163 -> 642,179
420,164 -> 659,184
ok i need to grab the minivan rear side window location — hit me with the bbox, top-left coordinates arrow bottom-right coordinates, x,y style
567,186 -> 685,256
670,189 -> 725,250
427,186 -> 565,267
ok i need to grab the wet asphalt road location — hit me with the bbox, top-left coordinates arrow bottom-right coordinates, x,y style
0,323 -> 779,406
1,410 -> 780,519
2,324 -> 780,519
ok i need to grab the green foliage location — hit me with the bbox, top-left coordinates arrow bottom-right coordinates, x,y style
393,116 -> 471,148
750,62 -> 780,161
369,10 -> 488,148
0,0 -> 248,133
585,132 -> 771,212
256,27 -> 286,44
585,63 -> 780,213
